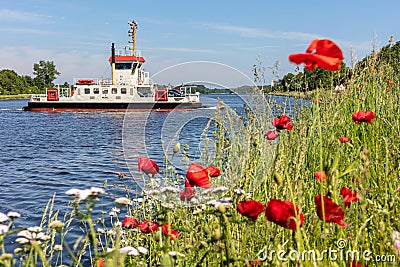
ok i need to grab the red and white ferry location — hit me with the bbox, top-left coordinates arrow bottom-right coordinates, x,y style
23,21 -> 202,112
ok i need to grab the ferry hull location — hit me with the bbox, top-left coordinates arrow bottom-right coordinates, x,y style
23,101 -> 202,112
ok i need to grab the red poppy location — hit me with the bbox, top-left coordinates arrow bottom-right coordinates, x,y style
314,170 -> 327,182
265,199 -> 304,230
246,259 -> 262,266
97,258 -> 105,267
138,158 -> 159,176
264,130 -> 279,140
315,194 -> 346,227
122,216 -> 139,229
138,221 -> 159,233
289,39 -> 344,71
387,80 -> 395,86
347,260 -> 368,267
161,224 -> 179,240
351,111 -> 376,124
340,187 -> 359,208
180,180 -> 196,201
186,163 -> 211,188
272,115 -> 293,131
237,200 -> 265,221
339,137 -> 351,143
205,165 -> 221,177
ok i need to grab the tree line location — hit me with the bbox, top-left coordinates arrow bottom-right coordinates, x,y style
0,60 -> 61,95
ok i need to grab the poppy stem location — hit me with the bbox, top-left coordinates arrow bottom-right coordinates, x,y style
220,213 -> 233,266
315,89 -> 324,173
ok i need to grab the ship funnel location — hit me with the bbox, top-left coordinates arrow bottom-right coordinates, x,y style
111,43 -> 116,85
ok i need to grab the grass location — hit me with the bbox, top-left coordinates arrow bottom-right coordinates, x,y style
1,54 -> 400,266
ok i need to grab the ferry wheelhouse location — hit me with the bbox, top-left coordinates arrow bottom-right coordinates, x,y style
23,20 -> 202,112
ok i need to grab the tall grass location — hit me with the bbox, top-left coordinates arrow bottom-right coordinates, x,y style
1,54 -> 399,267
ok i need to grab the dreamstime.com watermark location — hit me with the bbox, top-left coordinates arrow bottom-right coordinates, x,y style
256,239 -> 397,263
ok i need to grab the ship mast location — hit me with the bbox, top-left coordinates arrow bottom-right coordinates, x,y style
128,20 -> 138,56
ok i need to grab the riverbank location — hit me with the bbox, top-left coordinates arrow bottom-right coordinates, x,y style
0,94 -> 30,100
268,90 -> 315,98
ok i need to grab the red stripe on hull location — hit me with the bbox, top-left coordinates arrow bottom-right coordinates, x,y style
23,107 -> 198,112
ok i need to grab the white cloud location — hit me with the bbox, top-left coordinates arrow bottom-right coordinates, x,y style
0,9 -> 52,22
146,47 -> 215,53
209,23 -> 322,41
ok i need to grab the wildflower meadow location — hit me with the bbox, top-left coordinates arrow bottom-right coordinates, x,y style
1,39 -> 400,266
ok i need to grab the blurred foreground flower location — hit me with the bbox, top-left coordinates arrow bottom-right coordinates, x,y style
16,227 -> 50,245
314,170 -> 327,182
120,246 -> 139,256
138,221 -> 159,233
273,115 -> 293,131
115,197 -> 132,205
97,258 -> 105,267
0,224 -> 9,235
315,194 -> 346,227
186,163 -> 214,188
264,130 -> 279,140
0,212 -> 9,223
138,157 -> 159,177
339,136 -> 351,143
392,230 -> 400,255
205,165 -> 221,177
347,260 -> 368,267
237,200 -> 265,221
289,39 -> 344,71
65,187 -> 105,201
340,187 -> 359,207
351,110 -> 376,124
161,224 -> 179,240
265,199 -> 304,230
122,216 -> 139,229
180,180 -> 196,201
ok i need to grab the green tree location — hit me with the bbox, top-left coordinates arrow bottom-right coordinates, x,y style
354,41 -> 400,82
33,60 -> 60,89
0,69 -> 39,95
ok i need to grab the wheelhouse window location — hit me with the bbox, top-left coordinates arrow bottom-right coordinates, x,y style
137,87 -> 151,97
111,88 -> 118,94
121,88 -> 127,94
102,89 -> 108,94
93,88 -> 100,94
115,63 -> 132,70
84,88 -> 90,94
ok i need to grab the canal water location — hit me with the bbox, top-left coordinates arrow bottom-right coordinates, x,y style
0,94 -> 305,263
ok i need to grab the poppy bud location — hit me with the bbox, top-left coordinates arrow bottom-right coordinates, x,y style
217,203 -> 226,214
274,172 -> 283,186
379,221 -> 386,232
173,143 -> 181,154
203,226 -> 210,235
160,254 -> 172,267
213,228 -> 222,241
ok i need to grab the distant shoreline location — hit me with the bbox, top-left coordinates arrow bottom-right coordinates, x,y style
0,94 -> 30,100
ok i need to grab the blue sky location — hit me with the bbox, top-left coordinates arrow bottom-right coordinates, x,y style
0,0 -> 398,87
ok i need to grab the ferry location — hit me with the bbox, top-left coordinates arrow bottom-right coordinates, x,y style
23,20 -> 202,112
